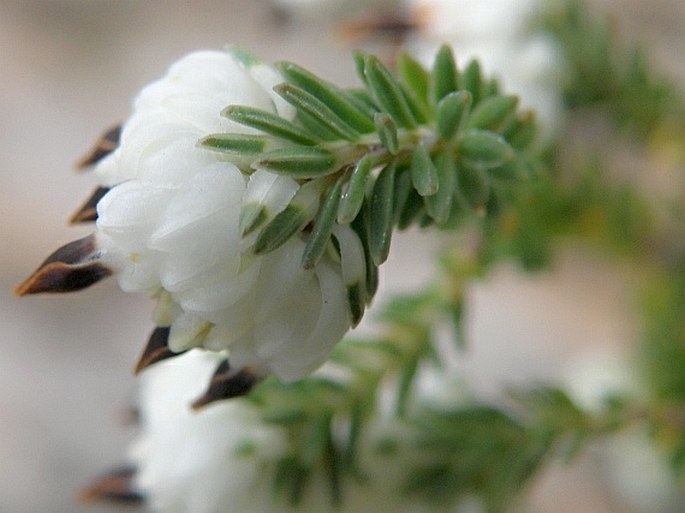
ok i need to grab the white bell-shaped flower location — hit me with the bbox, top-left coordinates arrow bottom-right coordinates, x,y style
129,350 -> 289,513
91,49 -> 354,381
128,350 -> 475,513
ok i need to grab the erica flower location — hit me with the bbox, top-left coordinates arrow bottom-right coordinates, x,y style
16,48 -> 360,386
92,350 -> 471,513
18,42 -> 538,393
127,350 -> 289,513
17,40 -> 545,513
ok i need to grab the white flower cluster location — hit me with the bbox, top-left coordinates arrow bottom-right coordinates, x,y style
93,50 -> 354,381
130,351 -> 475,513
406,0 -> 564,136
109,5 -> 565,508
129,351 -> 287,513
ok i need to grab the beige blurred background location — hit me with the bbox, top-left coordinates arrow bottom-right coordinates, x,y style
1,1 -> 683,513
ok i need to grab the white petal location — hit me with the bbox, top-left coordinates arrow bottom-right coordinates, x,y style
116,254 -> 164,293
137,135 -> 219,189
254,238 -> 308,317
254,270 -> 321,360
168,311 -> 212,352
174,261 -> 260,313
332,223 -> 366,288
242,169 -> 299,224
203,317 -> 254,351
248,62 -> 297,119
96,182 -> 171,251
150,164 -> 243,246
269,258 -> 349,381
162,93 -> 258,135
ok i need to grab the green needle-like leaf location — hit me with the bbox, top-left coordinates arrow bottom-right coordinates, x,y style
393,167 -> 413,224
466,95 -> 519,132
239,202 -> 268,237
351,203 -> 379,303
369,161 -> 396,265
461,59 -> 484,105
398,51 -> 430,107
364,56 -> 417,129
261,406 -> 309,425
223,105 -> 319,145
401,82 -> 431,125
410,143 -> 439,196
226,45 -> 261,67
430,44 -> 459,105
278,62 -> 375,134
396,356 -> 420,417
436,91 -> 472,142
338,155 -> 371,224
456,163 -> 490,211
374,112 -> 399,155
200,133 -> 268,154
274,83 -> 362,142
253,204 -> 308,255
253,146 -> 336,178
346,88 -> 379,114
459,129 -> 514,170
344,400 -> 365,468
424,151 -> 455,225
295,110 -> 341,142
398,188 -> 425,230
504,112 -> 538,150
302,180 -> 343,269
353,50 -> 369,85
346,282 -> 365,327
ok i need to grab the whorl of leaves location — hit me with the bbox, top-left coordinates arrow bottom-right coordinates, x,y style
202,45 -> 540,322
201,4 -> 685,506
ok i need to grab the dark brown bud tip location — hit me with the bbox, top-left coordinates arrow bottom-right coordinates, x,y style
79,464 -> 144,505
76,124 -> 122,170
13,234 -> 111,296
191,360 -> 263,410
134,326 -> 186,375
70,186 -> 110,224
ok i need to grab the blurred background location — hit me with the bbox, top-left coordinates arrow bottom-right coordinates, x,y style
1,1 -> 684,512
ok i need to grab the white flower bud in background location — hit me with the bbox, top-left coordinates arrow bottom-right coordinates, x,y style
130,351 -> 479,513
564,350 -> 685,513
91,49 -> 353,382
129,350 -> 288,513
405,0 -> 565,137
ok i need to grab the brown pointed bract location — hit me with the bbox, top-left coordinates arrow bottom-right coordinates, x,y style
14,234 -> 111,296
79,465 -> 144,505
134,326 -> 186,375
70,186 -> 110,224
76,124 -> 122,170
191,360 -> 263,409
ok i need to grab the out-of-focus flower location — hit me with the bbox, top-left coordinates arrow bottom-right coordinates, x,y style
16,49 -> 356,384
564,350 -> 685,513
129,350 -> 288,513
126,350 -> 477,513
405,0 -> 564,136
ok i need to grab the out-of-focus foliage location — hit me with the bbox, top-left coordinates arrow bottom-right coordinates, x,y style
234,1 -> 685,510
